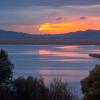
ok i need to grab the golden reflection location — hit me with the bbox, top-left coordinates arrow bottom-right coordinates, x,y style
39,49 -> 88,57
55,45 -> 79,49
39,50 -> 50,55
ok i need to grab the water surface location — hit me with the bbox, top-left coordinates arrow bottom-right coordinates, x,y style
0,45 -> 100,97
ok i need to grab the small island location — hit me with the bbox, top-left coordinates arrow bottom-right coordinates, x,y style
89,53 -> 100,58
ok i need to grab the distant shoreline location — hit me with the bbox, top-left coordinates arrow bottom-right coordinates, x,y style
0,39 -> 100,45
89,53 -> 100,58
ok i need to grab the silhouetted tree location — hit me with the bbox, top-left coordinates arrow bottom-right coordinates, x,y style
81,64 -> 100,100
13,76 -> 49,100
0,49 -> 13,84
0,49 -> 14,100
13,77 -> 78,100
49,79 -> 78,100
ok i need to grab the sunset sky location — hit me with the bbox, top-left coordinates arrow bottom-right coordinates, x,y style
0,0 -> 100,34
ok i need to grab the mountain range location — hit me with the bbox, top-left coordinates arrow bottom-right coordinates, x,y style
0,30 -> 100,40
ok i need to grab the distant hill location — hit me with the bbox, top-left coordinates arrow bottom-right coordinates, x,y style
62,30 -> 100,39
0,30 -> 33,39
0,30 -> 100,40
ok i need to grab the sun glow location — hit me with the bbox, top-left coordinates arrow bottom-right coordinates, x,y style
38,18 -> 100,34
39,23 -> 78,34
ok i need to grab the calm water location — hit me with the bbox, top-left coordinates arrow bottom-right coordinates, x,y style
0,45 -> 100,97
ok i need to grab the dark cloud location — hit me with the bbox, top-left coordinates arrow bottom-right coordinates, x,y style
56,17 -> 63,21
0,0 -> 100,10
79,16 -> 88,20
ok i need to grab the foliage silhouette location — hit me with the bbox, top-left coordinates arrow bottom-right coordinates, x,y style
0,49 -> 13,84
81,64 -> 100,100
13,77 -> 48,100
0,49 -> 14,100
49,79 -> 78,100
13,77 -> 78,100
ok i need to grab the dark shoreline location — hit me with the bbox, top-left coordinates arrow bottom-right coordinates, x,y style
89,53 -> 100,58
0,39 -> 100,45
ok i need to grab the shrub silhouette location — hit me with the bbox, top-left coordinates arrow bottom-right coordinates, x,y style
13,77 -> 78,100
49,79 -> 78,100
81,64 -> 100,100
13,77 -> 48,100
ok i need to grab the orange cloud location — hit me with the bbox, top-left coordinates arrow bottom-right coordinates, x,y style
38,18 -> 100,34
